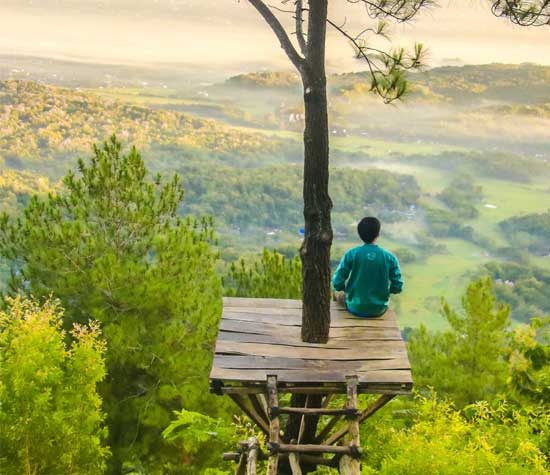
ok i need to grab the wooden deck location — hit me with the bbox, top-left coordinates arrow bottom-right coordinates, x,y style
210,297 -> 412,394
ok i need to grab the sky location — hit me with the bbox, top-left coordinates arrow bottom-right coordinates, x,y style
1,0 -> 549,73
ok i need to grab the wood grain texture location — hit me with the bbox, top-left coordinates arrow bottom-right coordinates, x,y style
211,298 -> 412,392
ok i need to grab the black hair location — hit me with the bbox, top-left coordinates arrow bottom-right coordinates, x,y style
357,217 -> 381,243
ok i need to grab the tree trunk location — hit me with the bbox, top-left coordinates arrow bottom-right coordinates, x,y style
300,0 -> 332,344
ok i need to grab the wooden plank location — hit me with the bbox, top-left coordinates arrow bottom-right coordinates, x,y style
220,320 -> 402,339
213,355 -> 411,372
223,297 -> 302,309
218,331 -> 401,346
223,298 -> 396,322
222,313 -> 397,328
220,318 -> 401,340
211,367 -> 413,385
215,340 -> 407,360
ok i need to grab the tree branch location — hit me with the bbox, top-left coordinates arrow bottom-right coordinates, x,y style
295,0 -> 308,55
248,0 -> 305,71
326,17 -> 424,103
349,0 -> 434,23
492,0 -> 550,26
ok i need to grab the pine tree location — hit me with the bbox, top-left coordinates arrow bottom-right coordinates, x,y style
224,248 -> 302,299
409,278 -> 510,405
0,136 -> 223,473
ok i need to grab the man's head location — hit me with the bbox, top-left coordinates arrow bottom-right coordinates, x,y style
357,217 -> 381,244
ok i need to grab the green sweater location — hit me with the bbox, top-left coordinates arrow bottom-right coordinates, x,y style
332,243 -> 403,317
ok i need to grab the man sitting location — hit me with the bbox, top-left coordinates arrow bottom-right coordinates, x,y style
332,216 -> 403,317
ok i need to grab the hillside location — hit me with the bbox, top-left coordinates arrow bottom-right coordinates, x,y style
226,63 -> 550,104
0,73 -> 549,328
0,80 -> 300,174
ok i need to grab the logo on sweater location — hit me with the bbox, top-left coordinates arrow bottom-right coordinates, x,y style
367,252 -> 376,260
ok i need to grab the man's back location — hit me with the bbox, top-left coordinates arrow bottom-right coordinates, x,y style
332,243 -> 403,317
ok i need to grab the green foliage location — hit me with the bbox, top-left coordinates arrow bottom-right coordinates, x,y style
179,164 -> 420,232
0,79 -> 297,172
162,410 -> 264,475
438,174 -> 482,219
507,318 -> 550,405
393,247 -> 417,263
224,248 -> 302,299
409,278 -> 510,405
361,393 -> 549,475
424,206 -> 474,240
499,210 -> 550,256
0,136 -> 222,473
482,261 -> 550,321
0,296 -> 108,475
0,169 -> 53,216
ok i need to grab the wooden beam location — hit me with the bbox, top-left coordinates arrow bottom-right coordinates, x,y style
297,394 -> 309,444
229,394 -> 270,434
221,385 -> 411,395
323,394 -> 396,446
315,414 -> 343,444
289,440 -> 303,475
235,452 -> 246,475
339,376 -> 360,475
269,443 -> 361,455
277,406 -> 359,416
246,437 -> 259,475
266,375 -> 280,475
248,393 -> 269,427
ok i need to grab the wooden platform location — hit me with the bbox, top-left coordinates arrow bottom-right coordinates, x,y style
210,297 -> 412,395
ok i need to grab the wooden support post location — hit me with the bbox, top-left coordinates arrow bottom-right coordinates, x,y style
339,376 -> 360,475
229,394 -> 270,434
266,375 -> 280,475
323,394 -> 396,446
315,415 -> 343,444
322,394 -> 334,408
297,394 -> 309,444
235,452 -> 246,475
247,437 -> 259,475
249,393 -> 270,427
289,440 -> 303,475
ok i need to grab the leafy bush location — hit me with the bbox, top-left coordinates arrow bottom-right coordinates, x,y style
0,296 -> 108,474
361,394 -> 549,475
